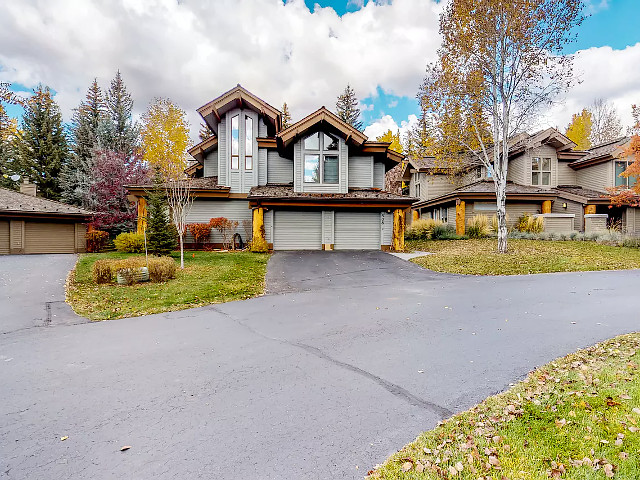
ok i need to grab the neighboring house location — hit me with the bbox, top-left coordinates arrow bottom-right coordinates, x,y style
0,180 -> 91,254
405,129 -> 638,235
127,85 -> 412,250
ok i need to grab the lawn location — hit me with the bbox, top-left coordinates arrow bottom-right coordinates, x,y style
407,239 -> 640,275
67,251 -> 269,320
368,333 -> 640,479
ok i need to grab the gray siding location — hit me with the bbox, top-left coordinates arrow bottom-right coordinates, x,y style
348,156 -> 373,188
552,198 -> 583,231
507,154 -> 527,185
334,212 -> 381,250
294,142 -> 302,192
185,199 -> 252,244
505,203 -> 541,226
264,209 -> 274,243
322,210 -> 334,244
373,162 -> 385,189
203,149 -> 218,177
267,151 -> 293,184
540,215 -> 575,233
258,148 -> 267,185
258,117 -> 267,137
576,161 -> 612,192
218,115 -> 227,186
381,211 -> 392,245
557,160 -> 576,185
340,141 -> 348,194
411,173 -> 456,201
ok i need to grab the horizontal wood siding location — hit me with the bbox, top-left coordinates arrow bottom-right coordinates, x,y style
258,117 -> 267,137
576,161 -> 612,192
507,154 -> 527,185
218,116 -> 227,186
506,203 -> 541,227
552,198 -> 583,231
373,162 -> 385,189
0,221 -> 9,254
10,220 -> 24,252
542,216 -> 575,233
258,148 -> 267,185
75,223 -> 86,253
267,151 -> 293,184
203,149 -> 218,177
381,211 -> 392,245
348,156 -> 373,188
556,160 -> 576,185
264,209 -> 274,243
294,142 -> 302,192
425,174 -> 456,200
185,199 -> 252,244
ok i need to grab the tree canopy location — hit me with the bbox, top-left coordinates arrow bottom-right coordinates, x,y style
565,108 -> 592,150
336,84 -> 362,131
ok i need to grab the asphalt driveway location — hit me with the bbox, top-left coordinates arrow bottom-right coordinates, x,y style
1,251 -> 639,479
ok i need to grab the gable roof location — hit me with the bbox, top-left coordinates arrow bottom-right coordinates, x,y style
0,187 -> 93,219
277,106 -> 368,148
568,137 -> 630,169
187,135 -> 218,163
197,85 -> 282,136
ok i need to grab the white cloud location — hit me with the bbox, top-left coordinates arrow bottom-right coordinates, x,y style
0,0 -> 442,141
584,0 -> 609,14
364,113 -> 418,141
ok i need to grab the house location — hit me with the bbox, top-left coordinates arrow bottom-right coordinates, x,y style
404,129 -> 638,235
0,180 -> 91,254
127,85 -> 413,250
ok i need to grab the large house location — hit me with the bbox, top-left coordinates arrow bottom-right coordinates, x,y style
404,129 -> 639,235
127,85 -> 412,250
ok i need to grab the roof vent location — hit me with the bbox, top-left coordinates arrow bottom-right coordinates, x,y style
20,177 -> 37,197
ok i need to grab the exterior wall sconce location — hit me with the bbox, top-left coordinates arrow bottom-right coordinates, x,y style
562,203 -> 567,209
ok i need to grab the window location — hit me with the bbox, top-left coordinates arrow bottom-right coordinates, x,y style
441,207 -> 448,223
532,157 -> 551,186
615,161 -> 638,187
231,115 -> 239,170
303,132 -> 340,184
245,116 -> 253,170
487,165 -> 493,178
415,183 -> 421,198
476,166 -> 483,179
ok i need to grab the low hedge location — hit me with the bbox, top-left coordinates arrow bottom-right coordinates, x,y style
91,256 -> 177,285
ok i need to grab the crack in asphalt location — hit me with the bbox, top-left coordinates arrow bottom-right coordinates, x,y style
212,306 -> 453,420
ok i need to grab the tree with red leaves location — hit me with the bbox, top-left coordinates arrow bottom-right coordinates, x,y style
609,105 -> 640,207
86,149 -> 148,234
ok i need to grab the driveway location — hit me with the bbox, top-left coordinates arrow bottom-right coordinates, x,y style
1,251 -> 639,479
0,254 -> 83,335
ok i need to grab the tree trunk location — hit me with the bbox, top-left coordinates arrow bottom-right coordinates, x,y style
179,234 -> 184,269
496,176 -> 508,253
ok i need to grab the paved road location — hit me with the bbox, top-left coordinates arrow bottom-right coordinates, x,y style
1,251 -> 639,479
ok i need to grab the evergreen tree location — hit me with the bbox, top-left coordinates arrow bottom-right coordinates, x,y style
198,122 -> 213,141
0,104 -> 19,189
145,170 -> 176,255
100,70 -> 139,157
335,84 -> 362,131
281,102 -> 292,129
61,79 -> 106,205
14,84 -> 68,199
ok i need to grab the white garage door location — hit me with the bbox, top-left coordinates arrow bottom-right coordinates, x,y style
24,222 -> 75,254
334,212 -> 381,250
0,221 -> 9,254
273,211 -> 322,250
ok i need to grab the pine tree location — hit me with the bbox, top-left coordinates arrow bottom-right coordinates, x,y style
61,79 -> 106,205
281,102 -> 292,129
100,70 -> 139,157
335,84 -> 362,131
14,84 -> 68,199
0,104 -> 18,189
145,170 -> 176,255
198,122 -> 213,141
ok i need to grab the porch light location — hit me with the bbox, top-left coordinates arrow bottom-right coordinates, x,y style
562,203 -> 567,209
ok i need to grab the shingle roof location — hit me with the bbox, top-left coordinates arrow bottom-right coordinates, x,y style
248,185 -> 413,202
450,180 -> 553,195
127,176 -> 228,191
0,187 -> 93,216
569,137 -> 629,167
555,185 -> 609,200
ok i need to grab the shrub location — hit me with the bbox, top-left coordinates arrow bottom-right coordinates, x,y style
490,214 -> 511,233
405,218 -> 443,240
112,258 -> 145,285
114,232 -> 145,253
86,230 -> 109,253
250,224 -> 269,253
466,215 -> 490,239
188,223 -> 211,247
92,259 -> 114,284
432,223 -> 462,240
147,256 -> 177,282
209,217 -> 239,249
515,213 -> 544,233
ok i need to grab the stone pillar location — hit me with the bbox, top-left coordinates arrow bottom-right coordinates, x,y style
584,205 -> 596,215
136,197 -> 148,234
251,207 -> 268,252
412,210 -> 419,223
542,200 -> 552,214
455,200 -> 466,236
392,208 -> 405,252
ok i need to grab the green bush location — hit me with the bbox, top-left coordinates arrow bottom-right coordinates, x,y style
147,257 -> 177,282
466,215 -> 490,238
405,218 -> 444,240
114,232 -> 145,253
92,260 -> 114,284
431,223 -> 459,240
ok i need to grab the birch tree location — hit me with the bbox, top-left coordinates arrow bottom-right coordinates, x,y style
166,177 -> 194,269
420,0 -> 584,253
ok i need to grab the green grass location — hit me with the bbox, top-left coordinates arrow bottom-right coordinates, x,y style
67,251 -> 269,320
408,239 -> 640,275
368,333 -> 640,479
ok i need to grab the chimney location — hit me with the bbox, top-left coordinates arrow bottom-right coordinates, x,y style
20,177 -> 37,197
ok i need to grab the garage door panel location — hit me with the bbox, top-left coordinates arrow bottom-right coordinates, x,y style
0,221 -> 8,255
25,222 -> 75,254
274,211 -> 322,250
334,212 -> 381,250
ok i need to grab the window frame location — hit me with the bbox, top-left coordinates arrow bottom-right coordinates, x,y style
531,157 -> 551,186
615,160 -> 638,188
302,132 -> 340,184
244,115 -> 253,170
231,114 -> 240,170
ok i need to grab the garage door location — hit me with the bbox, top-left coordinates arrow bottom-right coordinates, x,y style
273,211 -> 322,250
334,212 -> 381,250
24,222 -> 75,254
0,221 -> 8,254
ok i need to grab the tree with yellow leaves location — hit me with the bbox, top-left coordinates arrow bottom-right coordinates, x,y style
376,129 -> 403,154
565,109 -> 592,150
141,97 -> 191,180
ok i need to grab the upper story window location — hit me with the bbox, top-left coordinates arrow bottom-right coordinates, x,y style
615,160 -> 637,187
532,157 -> 551,186
415,182 -> 421,198
303,132 -> 339,184
230,113 -> 254,171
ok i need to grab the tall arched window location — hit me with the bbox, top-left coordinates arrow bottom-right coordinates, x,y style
303,132 -> 339,184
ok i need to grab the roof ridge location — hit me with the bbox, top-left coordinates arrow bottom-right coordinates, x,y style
0,186 -> 93,214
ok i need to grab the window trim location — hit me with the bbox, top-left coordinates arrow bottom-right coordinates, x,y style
231,114 -> 240,170
244,115 -> 253,170
302,132 -> 340,184
531,156 -> 551,186
615,160 -> 637,188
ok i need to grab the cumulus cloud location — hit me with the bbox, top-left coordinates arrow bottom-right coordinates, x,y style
363,113 -> 418,141
0,0 -> 442,141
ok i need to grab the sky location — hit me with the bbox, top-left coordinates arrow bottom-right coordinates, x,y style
1,0 -> 639,145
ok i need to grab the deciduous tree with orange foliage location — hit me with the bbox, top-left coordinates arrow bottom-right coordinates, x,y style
419,0 -> 584,253
609,105 -> 640,207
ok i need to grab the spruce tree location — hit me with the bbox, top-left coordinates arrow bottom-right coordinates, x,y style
335,84 -> 362,131
100,70 -> 139,157
198,122 -> 213,141
61,79 -> 106,205
14,84 -> 68,199
281,102 -> 292,129
145,170 -> 176,256
0,105 -> 18,189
